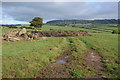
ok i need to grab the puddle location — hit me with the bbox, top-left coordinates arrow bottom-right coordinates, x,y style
56,60 -> 66,64
65,56 -> 69,58
66,42 -> 70,44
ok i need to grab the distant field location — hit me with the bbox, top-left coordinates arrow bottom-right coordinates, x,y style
71,24 -> 118,32
2,25 -> 106,34
2,24 -> 119,78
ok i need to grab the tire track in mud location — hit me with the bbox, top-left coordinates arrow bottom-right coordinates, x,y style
84,49 -> 105,79
36,40 -> 105,78
37,50 -> 72,78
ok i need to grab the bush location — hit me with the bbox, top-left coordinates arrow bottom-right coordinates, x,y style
7,26 -> 18,28
20,26 -> 34,29
112,30 -> 120,34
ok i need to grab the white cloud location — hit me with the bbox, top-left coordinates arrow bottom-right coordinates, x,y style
1,15 -> 28,24
1,2 -> 118,24
1,20 -> 28,24
2,0 -> 120,2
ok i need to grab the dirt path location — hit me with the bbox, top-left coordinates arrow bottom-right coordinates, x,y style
84,49 -> 105,79
36,49 -> 104,78
37,50 -> 72,78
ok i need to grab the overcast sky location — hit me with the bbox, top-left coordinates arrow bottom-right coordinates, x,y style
1,2 -> 118,24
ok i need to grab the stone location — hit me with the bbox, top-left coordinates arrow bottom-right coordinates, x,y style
22,34 -> 29,40
49,47 -> 58,50
3,29 -> 19,38
9,37 -> 20,42
18,28 -> 27,36
41,37 -> 47,40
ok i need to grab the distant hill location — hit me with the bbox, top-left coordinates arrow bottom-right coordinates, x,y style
46,19 -> 118,26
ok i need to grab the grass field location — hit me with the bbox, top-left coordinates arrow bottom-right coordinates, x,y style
2,37 -> 68,78
79,33 -> 119,78
72,24 -> 118,32
2,25 -> 103,33
2,25 -> 119,78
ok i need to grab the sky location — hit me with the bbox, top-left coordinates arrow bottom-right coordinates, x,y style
0,1 -> 119,24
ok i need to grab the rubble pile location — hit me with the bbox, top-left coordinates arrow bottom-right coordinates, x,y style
2,28 -> 90,42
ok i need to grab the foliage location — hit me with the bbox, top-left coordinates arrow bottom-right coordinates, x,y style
112,30 -> 120,34
29,17 -> 44,28
46,19 -> 118,26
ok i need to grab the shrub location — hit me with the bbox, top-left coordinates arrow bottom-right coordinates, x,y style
112,30 -> 120,34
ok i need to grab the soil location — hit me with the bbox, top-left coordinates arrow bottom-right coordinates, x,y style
84,49 -> 105,79
31,30 -> 90,37
36,49 -> 105,78
36,50 -> 72,78
2,30 -> 90,42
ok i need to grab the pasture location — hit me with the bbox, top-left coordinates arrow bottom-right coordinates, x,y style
1,24 -> 119,78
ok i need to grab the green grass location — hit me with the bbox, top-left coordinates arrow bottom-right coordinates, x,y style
2,28 -> 14,33
73,24 -> 117,32
2,24 -> 119,78
2,37 -> 68,78
41,25 -> 103,33
96,26 -> 118,30
2,27 -> 32,34
2,25 -> 103,34
2,24 -> 117,33
18,24 -> 103,32
79,33 -> 119,78
66,37 -> 96,78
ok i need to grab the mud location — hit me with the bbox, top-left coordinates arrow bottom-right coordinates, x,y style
37,50 -> 72,78
84,49 -> 105,79
31,30 -> 90,37
36,49 -> 105,78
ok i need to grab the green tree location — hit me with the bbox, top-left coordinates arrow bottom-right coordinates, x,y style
29,17 -> 44,28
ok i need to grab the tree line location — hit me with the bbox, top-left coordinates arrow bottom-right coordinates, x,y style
46,19 -> 118,26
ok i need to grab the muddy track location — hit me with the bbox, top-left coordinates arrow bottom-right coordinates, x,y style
36,49 -> 104,78
84,49 -> 105,79
37,50 -> 72,78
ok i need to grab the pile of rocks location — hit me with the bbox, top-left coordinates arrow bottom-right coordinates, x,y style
3,28 -> 28,42
2,28 -> 48,42
2,28 -> 90,42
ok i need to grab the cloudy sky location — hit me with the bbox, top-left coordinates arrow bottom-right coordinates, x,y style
1,1 -> 118,24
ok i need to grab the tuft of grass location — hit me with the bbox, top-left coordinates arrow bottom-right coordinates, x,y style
70,71 -> 84,78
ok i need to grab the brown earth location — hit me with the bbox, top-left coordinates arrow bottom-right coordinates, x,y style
2,29 -> 90,42
31,30 -> 90,37
36,50 -> 72,78
35,49 -> 105,79
84,49 -> 105,79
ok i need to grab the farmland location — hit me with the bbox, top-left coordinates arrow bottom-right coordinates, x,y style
1,24 -> 119,78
